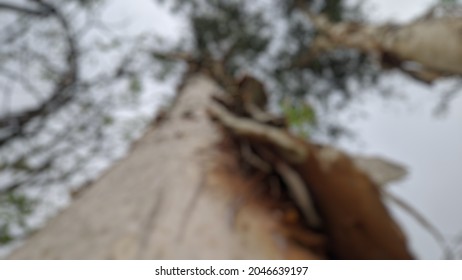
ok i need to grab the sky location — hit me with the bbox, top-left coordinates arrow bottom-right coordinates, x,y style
355,0 -> 436,22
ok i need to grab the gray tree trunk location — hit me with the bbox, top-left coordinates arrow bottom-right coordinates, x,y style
8,75 -> 322,259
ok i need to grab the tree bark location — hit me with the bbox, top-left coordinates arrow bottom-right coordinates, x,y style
9,73 -> 413,260
8,74 -> 325,259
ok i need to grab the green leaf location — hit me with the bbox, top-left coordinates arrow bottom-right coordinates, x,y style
282,99 -> 317,138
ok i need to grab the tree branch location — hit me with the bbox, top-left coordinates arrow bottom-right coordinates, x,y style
0,0 -> 79,147
0,1 -> 51,16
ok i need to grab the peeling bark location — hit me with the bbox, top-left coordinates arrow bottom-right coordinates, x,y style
208,99 -> 413,259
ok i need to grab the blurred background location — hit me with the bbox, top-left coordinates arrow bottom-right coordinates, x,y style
0,0 -> 461,259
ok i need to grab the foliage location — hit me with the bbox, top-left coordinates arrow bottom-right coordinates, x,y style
154,0 -> 378,138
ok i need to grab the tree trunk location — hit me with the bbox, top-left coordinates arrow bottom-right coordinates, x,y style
9,73 -> 413,260
8,74 -> 325,259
